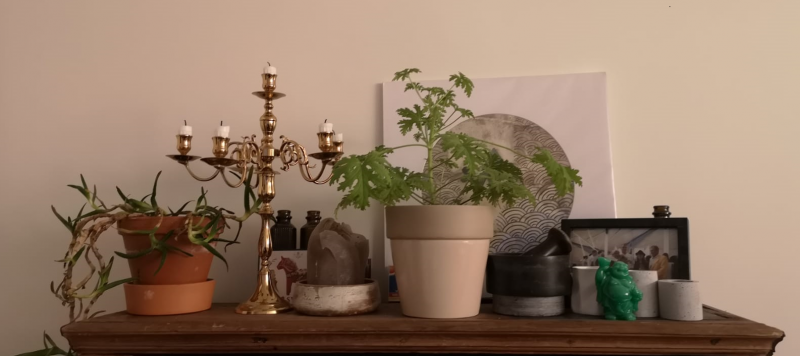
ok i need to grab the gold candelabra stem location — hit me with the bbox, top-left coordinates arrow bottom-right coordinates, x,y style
167,71 -> 343,315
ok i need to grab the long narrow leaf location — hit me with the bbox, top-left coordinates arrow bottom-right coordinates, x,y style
88,310 -> 107,319
97,256 -> 115,286
15,347 -> 55,356
225,221 -> 244,251
150,171 -> 161,211
116,187 -> 128,202
244,168 -> 255,211
79,174 -> 88,190
77,209 -> 106,221
114,247 -> 154,259
75,204 -> 86,223
127,199 -> 153,212
92,184 -> 100,208
98,277 -> 136,293
67,185 -> 91,204
69,246 -> 86,266
165,244 -> 193,257
203,213 -> 222,242
170,200 -> 192,216
198,241 -> 228,270
195,187 -> 208,210
153,248 -> 168,276
51,206 -> 73,233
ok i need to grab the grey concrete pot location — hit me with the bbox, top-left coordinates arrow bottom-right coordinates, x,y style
658,279 -> 702,321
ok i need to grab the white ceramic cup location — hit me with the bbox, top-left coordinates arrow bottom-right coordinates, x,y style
629,270 -> 659,318
570,266 -> 602,316
658,279 -> 702,321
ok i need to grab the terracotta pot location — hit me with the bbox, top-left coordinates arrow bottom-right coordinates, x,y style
124,279 -> 215,315
386,205 -> 493,318
117,216 -> 222,285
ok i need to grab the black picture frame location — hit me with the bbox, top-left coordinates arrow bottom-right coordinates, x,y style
561,218 -> 690,280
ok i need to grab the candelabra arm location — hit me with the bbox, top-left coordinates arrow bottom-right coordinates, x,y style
299,160 -> 335,184
278,136 -> 312,171
184,163 -> 221,182
221,167 -> 248,188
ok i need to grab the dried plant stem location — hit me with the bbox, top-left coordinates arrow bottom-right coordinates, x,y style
60,211 -> 136,323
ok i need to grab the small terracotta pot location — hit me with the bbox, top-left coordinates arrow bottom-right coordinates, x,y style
124,279 -> 215,315
117,216 -> 223,285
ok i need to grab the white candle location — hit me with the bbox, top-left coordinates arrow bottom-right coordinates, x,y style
215,125 -> 230,138
319,122 -> 333,133
333,133 -> 344,142
266,65 -> 277,75
179,122 -> 192,136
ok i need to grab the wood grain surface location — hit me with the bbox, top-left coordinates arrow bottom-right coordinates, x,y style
61,303 -> 784,355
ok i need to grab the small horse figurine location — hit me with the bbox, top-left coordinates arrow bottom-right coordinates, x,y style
276,256 -> 307,295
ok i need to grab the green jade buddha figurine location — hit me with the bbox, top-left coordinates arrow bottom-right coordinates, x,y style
595,257 -> 643,321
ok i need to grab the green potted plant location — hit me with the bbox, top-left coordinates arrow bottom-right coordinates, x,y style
23,171 -> 260,355
51,171 -> 259,317
331,68 -> 582,318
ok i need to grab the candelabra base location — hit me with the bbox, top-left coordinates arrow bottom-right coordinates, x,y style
235,298 -> 293,315
234,268 -> 293,315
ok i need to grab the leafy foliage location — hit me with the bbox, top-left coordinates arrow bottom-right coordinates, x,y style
15,332 -> 75,356
44,171 -> 259,335
331,69 -> 582,210
531,149 -> 584,196
331,146 -> 418,212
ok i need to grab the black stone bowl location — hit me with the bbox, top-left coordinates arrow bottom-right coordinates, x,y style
486,254 -> 572,297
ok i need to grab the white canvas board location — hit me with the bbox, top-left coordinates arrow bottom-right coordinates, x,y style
382,72 -> 616,266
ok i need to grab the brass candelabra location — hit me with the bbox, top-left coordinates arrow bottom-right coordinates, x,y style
167,72 -> 344,314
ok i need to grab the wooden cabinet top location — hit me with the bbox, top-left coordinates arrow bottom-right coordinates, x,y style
62,303 -> 784,355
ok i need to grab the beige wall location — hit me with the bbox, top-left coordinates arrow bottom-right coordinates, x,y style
1,0 -> 798,354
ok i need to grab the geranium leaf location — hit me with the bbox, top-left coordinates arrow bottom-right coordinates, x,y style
531,149 -> 583,196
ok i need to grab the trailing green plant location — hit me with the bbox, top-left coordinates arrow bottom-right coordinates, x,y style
19,171 -> 261,356
331,68 -> 583,212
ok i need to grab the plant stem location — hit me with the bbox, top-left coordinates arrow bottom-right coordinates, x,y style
389,144 -> 427,151
426,142 -> 437,205
433,176 -> 463,195
441,114 -> 465,131
442,110 -> 458,127
429,152 -> 456,172
474,138 -> 537,159
410,192 -> 434,205
409,195 -> 425,205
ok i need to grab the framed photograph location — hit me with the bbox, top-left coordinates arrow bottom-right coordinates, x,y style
561,218 -> 690,280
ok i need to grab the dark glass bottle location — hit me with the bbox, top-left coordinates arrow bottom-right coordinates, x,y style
271,210 -> 297,251
299,210 -> 321,250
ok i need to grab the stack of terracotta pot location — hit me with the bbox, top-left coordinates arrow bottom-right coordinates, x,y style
118,216 -> 221,316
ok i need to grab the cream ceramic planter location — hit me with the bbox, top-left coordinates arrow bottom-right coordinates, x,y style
386,205 -> 493,319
